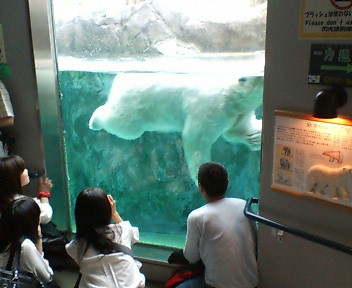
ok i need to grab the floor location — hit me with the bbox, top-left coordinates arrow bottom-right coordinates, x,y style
55,269 -> 163,287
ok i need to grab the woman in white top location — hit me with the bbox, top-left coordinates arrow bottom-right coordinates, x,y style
0,154 -> 53,223
66,187 -> 146,288
0,197 -> 54,285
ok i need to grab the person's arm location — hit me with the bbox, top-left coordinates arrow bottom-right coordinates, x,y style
37,176 -> 52,204
0,116 -> 14,127
107,194 -> 123,223
183,213 -> 201,264
36,225 -> 43,255
21,239 -> 53,284
36,177 -> 53,224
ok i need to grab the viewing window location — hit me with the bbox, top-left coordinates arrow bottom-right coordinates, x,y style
51,0 -> 267,247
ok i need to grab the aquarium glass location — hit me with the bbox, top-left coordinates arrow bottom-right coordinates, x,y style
52,0 -> 267,248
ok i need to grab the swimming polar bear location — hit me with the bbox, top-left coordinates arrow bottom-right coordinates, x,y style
89,73 -> 264,182
306,165 -> 352,201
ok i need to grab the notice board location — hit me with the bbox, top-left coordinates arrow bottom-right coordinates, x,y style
300,0 -> 352,38
272,110 -> 352,209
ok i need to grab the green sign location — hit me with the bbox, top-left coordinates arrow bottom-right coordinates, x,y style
309,44 -> 352,87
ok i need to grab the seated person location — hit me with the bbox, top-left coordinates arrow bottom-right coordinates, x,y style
0,197 -> 55,286
169,162 -> 258,288
0,154 -> 53,224
66,187 -> 145,288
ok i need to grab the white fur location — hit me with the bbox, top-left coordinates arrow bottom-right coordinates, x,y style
89,73 -> 263,182
306,165 -> 352,201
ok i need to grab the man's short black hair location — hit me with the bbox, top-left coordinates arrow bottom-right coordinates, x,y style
198,162 -> 228,197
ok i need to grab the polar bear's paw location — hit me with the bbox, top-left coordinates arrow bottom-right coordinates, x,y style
245,130 -> 262,151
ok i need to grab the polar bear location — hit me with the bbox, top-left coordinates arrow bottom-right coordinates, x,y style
306,165 -> 352,201
89,72 -> 263,182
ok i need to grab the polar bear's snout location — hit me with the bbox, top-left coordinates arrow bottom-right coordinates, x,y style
238,75 -> 264,89
238,75 -> 263,82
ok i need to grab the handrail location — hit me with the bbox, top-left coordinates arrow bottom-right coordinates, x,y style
244,198 -> 352,255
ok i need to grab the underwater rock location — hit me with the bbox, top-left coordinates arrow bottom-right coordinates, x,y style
89,73 -> 264,182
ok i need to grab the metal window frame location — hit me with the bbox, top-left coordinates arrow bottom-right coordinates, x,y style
27,0 -> 70,231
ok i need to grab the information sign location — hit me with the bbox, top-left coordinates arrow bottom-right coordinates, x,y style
300,0 -> 352,38
272,110 -> 352,209
309,44 -> 352,86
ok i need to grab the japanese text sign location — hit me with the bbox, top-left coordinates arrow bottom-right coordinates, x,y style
300,0 -> 352,38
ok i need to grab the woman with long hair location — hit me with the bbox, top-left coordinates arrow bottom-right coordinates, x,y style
0,197 -> 54,285
66,187 -> 145,287
0,154 -> 53,223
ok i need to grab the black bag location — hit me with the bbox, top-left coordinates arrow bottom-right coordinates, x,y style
41,221 -> 77,271
165,249 -> 205,288
0,244 -> 43,288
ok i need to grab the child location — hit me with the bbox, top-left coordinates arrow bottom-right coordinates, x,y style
66,187 -> 145,287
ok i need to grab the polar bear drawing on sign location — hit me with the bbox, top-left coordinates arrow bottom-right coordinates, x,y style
89,73 -> 263,182
306,165 -> 352,201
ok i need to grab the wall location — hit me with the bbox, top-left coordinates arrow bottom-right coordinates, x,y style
259,1 -> 352,287
0,1 -> 44,192
0,0 -> 68,230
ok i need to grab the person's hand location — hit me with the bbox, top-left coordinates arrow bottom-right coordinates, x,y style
38,225 -> 42,237
37,177 -> 53,203
36,225 -> 43,254
107,194 -> 117,214
107,194 -> 123,223
38,177 -> 53,193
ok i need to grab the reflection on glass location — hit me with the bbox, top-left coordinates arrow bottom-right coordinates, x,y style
52,0 -> 267,247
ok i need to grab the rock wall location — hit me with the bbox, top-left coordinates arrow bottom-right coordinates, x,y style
54,0 -> 267,58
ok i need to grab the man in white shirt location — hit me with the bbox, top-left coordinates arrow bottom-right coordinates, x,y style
175,162 -> 258,288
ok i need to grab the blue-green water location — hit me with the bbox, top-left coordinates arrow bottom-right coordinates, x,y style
59,55 -> 263,248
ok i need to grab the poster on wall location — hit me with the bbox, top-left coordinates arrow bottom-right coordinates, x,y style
300,0 -> 352,38
272,110 -> 352,209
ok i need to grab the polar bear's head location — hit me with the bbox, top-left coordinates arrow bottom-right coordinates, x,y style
225,75 -> 264,113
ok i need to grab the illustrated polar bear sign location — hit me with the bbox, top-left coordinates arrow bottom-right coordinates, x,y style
306,165 -> 352,201
89,73 -> 264,182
